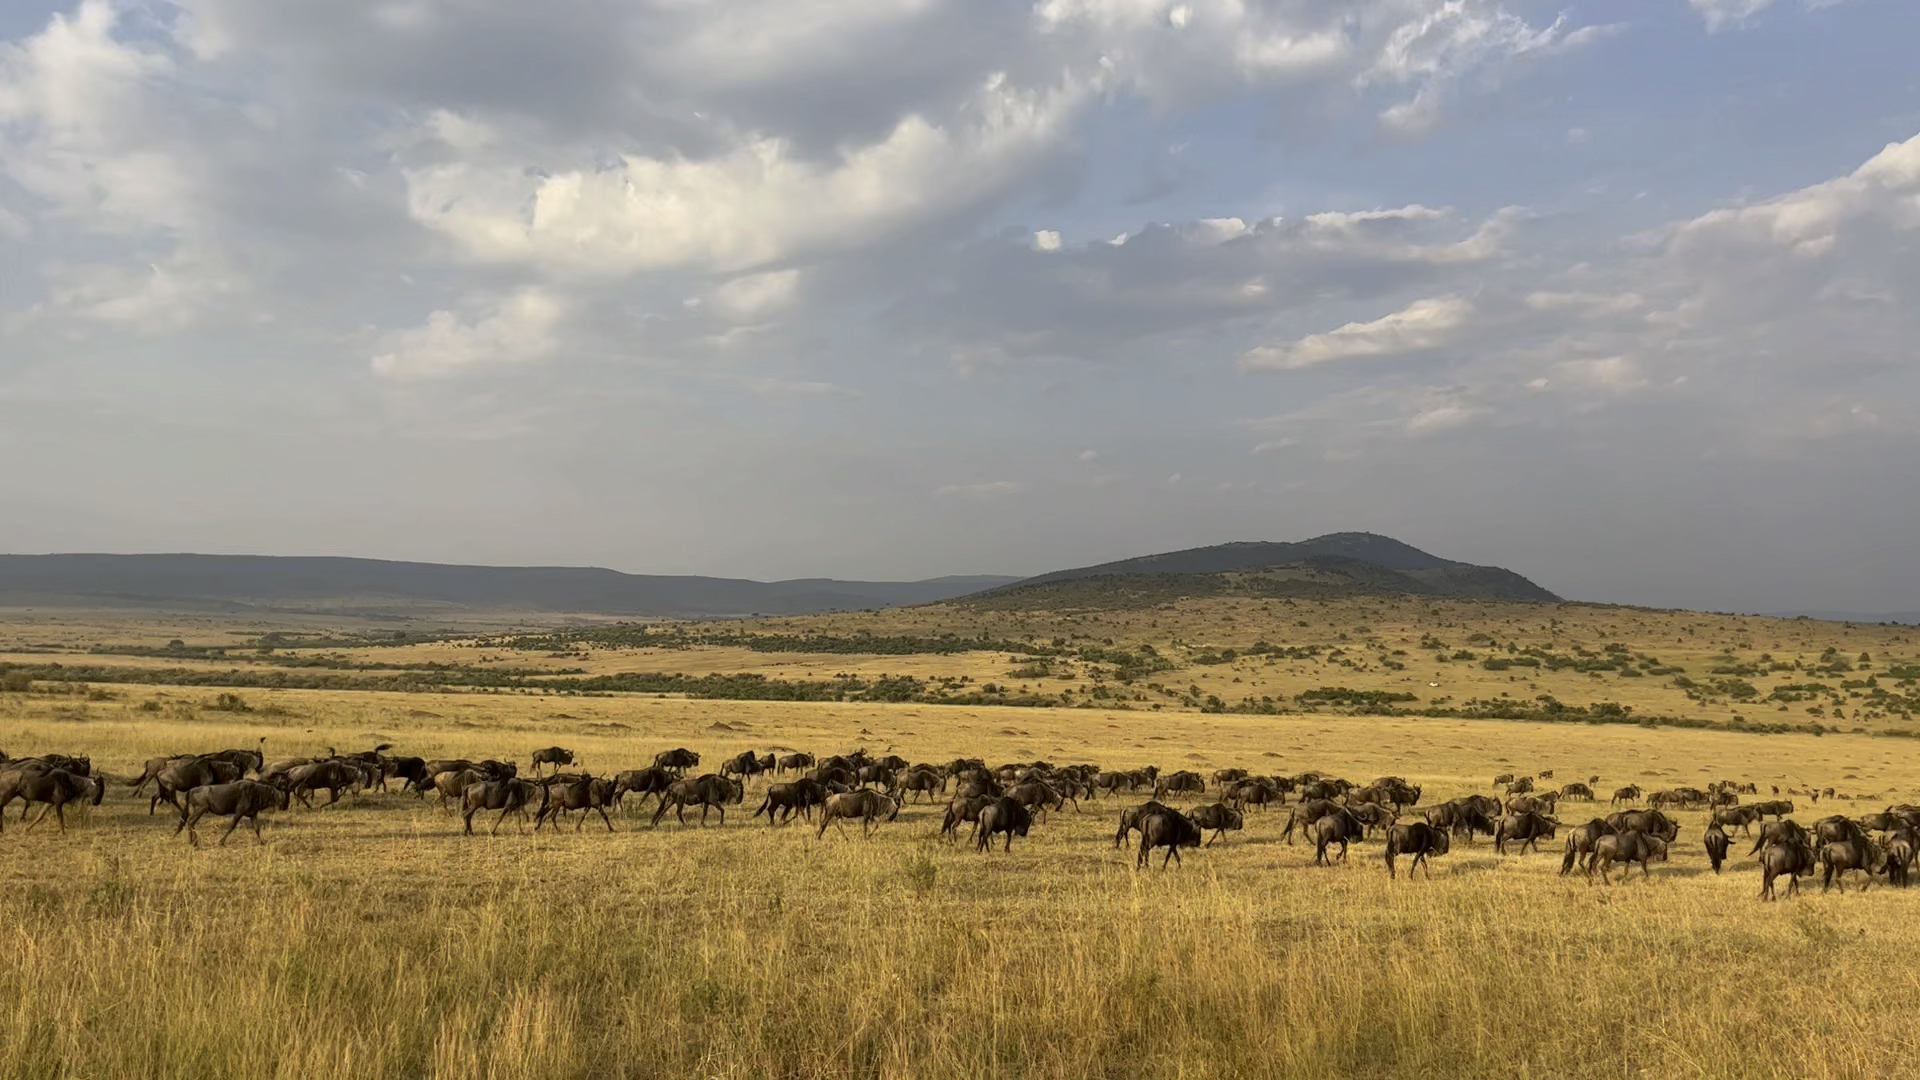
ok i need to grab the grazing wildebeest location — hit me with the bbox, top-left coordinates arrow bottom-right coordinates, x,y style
1589,830 -> 1668,884
287,760 -> 363,808
1882,829 -> 1916,887
1759,840 -> 1818,900
462,779 -> 541,836
1,767 -> 102,833
754,779 -> 829,825
942,795 -> 995,845
1819,836 -> 1879,893
529,746 -> 575,777
1188,803 -> 1244,847
816,790 -> 900,838
534,773 -> 615,832
653,748 -> 700,776
776,752 -> 815,776
1384,822 -> 1450,880
1312,808 -> 1365,866
652,774 -> 743,827
1136,810 -> 1203,870
898,768 -> 947,804
175,780 -> 289,846
975,796 -> 1033,853
1559,819 -> 1618,875
1495,811 -> 1558,856
1557,782 -> 1595,801
1114,800 -> 1173,849
1703,823 -> 1731,874
1610,785 -> 1642,807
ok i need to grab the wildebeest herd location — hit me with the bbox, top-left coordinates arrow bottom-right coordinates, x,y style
1,743 -> 1911,897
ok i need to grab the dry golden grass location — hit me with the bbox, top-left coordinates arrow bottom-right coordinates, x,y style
5,601 -> 1920,1079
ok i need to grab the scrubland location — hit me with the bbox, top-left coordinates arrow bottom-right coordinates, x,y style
4,599 -> 1920,1079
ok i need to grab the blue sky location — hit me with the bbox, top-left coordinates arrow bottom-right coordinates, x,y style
2,0 -> 1917,612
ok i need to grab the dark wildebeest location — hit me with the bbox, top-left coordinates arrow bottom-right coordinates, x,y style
1882,829 -> 1917,887
1349,801 -> 1398,839
1114,800 -> 1173,849
1,767 -> 103,833
975,796 -> 1033,853
898,768 -> 947,804
175,780 -> 289,846
534,773 -> 615,832
1606,809 -> 1679,843
1136,810 -> 1203,870
1188,803 -> 1244,847
150,757 -> 246,816
1495,811 -> 1558,856
462,779 -> 541,836
653,748 -> 700,776
1312,808 -> 1365,866
1703,823 -> 1731,874
652,774 -> 743,827
1712,805 -> 1763,837
1589,830 -> 1669,884
1748,820 -> 1811,858
1153,771 -> 1205,800
942,795 -> 995,845
722,750 -> 768,786
1282,798 -> 1344,845
1820,836 -> 1879,893
776,752 -> 815,776
431,769 -> 484,811
755,779 -> 829,825
1814,815 -> 1869,848
287,760 -> 363,808
1558,782 -> 1595,801
817,790 -> 901,838
529,746 -> 575,777
1492,772 -> 1516,786
1506,776 -> 1535,796
387,756 -> 431,794
1384,822 -> 1450,880
1212,767 -> 1249,786
1610,785 -> 1642,807
611,767 -> 675,811
1560,819 -> 1619,876
1759,840 -> 1818,900
126,753 -> 196,796
1006,781 -> 1071,822
1227,780 -> 1281,812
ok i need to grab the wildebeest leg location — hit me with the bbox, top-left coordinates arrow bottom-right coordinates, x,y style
1640,858 -> 1651,881
1420,853 -> 1433,880
1165,846 -> 1180,869
463,807 -> 479,835
595,805 -> 613,832
220,812 -> 245,846
250,814 -> 265,844
1822,864 -> 1834,892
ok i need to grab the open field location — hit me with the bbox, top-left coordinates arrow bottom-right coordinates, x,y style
5,600 -> 1920,1078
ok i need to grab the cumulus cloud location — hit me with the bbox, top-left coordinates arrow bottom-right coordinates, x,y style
370,288 -> 567,381
1243,296 -> 1475,370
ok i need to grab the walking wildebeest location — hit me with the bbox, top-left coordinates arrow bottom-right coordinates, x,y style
653,748 -> 700,776
174,780 -> 290,846
1495,811 -> 1558,856
1759,840 -> 1818,900
652,774 -> 743,827
1,767 -> 102,833
462,779 -> 541,836
816,790 -> 900,838
288,760 -> 363,808
529,746 -> 575,777
776,752 -> 815,776
1559,819 -> 1618,876
1704,823 -> 1731,873
534,773 -> 615,832
1113,800 -> 1173,849
1384,822 -> 1450,880
1589,830 -> 1668,884
1312,808 -> 1365,866
1610,785 -> 1642,807
1136,810 -> 1202,869
975,796 -> 1032,853
1188,803 -> 1244,847
1820,836 -> 1879,893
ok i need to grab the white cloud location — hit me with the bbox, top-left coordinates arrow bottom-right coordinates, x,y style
1243,296 -> 1474,370
1076,448 -> 1099,462
370,288 -> 567,381
705,269 -> 801,322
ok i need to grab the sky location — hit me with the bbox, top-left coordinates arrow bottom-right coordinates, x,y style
1,0 -> 1917,613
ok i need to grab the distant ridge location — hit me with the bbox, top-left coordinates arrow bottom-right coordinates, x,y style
970,533 -> 1560,608
0,553 -> 1021,618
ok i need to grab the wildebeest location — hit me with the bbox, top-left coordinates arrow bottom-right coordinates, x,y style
1152,771 -> 1205,800
941,794 -> 995,845
1882,829 -> 1917,887
1748,820 -> 1811,858
1606,809 -> 1679,843
1136,809 -> 1202,869
816,790 -> 901,838
1312,808 -> 1365,866
1703,823 -> 1730,874
1819,836 -> 1879,892
1557,782 -> 1595,801
652,774 -> 743,827
287,760 -> 364,808
1114,800 -> 1173,849
534,773 -> 615,832
1712,805 -> 1763,837
1188,803 -> 1244,847
721,750 -> 769,786
1758,840 -> 1818,900
0,767 -> 103,833
611,767 -> 675,811
1006,780 -> 1072,821
149,757 -> 246,816
1384,822 -> 1450,880
1589,830 -> 1668,884
899,768 -> 947,803
755,779 -> 830,825
174,779 -> 289,846
975,796 -> 1033,853
529,746 -> 575,776
1610,785 -> 1642,807
776,752 -> 815,776
1559,819 -> 1618,876
1495,811 -> 1557,856
462,779 -> 541,836
653,748 -> 700,776
1282,798 -> 1345,845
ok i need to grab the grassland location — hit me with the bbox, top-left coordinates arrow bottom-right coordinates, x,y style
4,597 -> 1920,1079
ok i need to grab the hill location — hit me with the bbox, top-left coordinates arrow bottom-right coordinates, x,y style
0,554 -> 1020,618
971,532 -> 1559,608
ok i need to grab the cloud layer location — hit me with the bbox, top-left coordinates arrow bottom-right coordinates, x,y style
2,0 -> 1918,612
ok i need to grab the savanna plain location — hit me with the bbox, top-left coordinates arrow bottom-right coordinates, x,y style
5,595 -> 1920,1080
